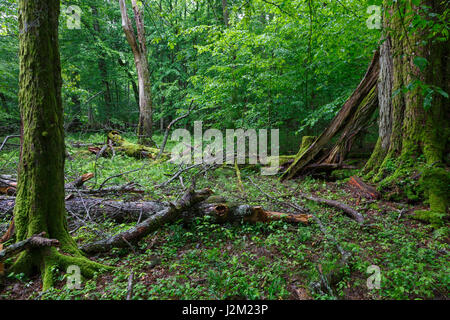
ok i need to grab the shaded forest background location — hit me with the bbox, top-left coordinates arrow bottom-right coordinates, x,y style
0,0 -> 381,154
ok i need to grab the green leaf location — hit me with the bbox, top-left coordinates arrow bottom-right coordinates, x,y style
434,87 -> 449,99
413,56 -> 428,71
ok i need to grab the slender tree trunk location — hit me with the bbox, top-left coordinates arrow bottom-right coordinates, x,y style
118,57 -> 140,108
119,0 -> 154,146
0,93 -> 7,112
92,7 -> 113,123
11,0 -> 108,290
222,0 -> 229,27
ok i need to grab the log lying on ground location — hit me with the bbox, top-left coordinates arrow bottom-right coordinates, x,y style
0,232 -> 59,262
80,193 -> 312,254
298,193 -> 364,224
1,173 -> 95,195
195,200 -> 311,225
0,196 -> 167,223
0,194 -> 312,227
80,188 -> 214,254
0,177 -> 16,195
281,50 -> 380,180
86,131 -> 170,160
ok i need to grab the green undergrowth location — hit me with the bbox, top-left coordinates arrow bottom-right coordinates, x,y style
0,133 -> 448,300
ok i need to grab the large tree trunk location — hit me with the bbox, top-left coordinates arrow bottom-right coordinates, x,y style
11,0 -> 108,291
119,0 -> 154,146
286,0 -> 449,224
363,0 -> 449,223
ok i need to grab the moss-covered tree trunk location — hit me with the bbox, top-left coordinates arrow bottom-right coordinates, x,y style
363,0 -> 449,223
11,0 -> 108,290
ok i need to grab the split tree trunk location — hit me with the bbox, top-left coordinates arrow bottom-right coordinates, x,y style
281,50 -> 380,180
119,0 -> 154,146
285,0 -> 449,223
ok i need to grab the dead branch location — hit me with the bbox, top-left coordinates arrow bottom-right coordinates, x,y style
0,135 -> 20,153
126,272 -> 134,300
157,99 -> 195,159
0,232 -> 59,262
97,167 -> 145,190
298,193 -> 364,224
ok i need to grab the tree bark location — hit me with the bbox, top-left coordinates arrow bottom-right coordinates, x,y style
119,0 -> 154,146
281,50 -> 380,180
11,0 -> 109,291
363,0 -> 449,221
222,0 -> 229,27
285,0 -> 449,223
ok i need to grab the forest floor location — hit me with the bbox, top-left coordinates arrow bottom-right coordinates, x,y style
0,133 -> 448,300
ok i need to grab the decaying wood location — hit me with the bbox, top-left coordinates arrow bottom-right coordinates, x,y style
0,219 -> 14,243
0,196 -> 166,224
281,50 -> 380,180
299,193 -> 364,224
1,173 -> 95,195
348,176 -> 380,200
126,272 -> 134,300
0,232 -> 59,262
0,193 -> 312,228
196,202 -> 311,225
318,86 -> 378,165
0,176 -> 16,195
0,135 -> 20,153
107,131 -> 163,159
80,187 -> 214,254
157,99 -> 195,159
66,173 -> 95,189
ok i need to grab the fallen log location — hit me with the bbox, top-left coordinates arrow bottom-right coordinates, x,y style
86,131 -> 170,160
80,187 -> 214,254
195,201 -> 311,225
80,193 -> 311,254
1,188 -> 312,255
0,196 -> 166,223
107,131 -> 164,159
1,173 -> 95,195
298,193 -> 364,224
0,232 -> 59,262
0,194 -> 312,227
